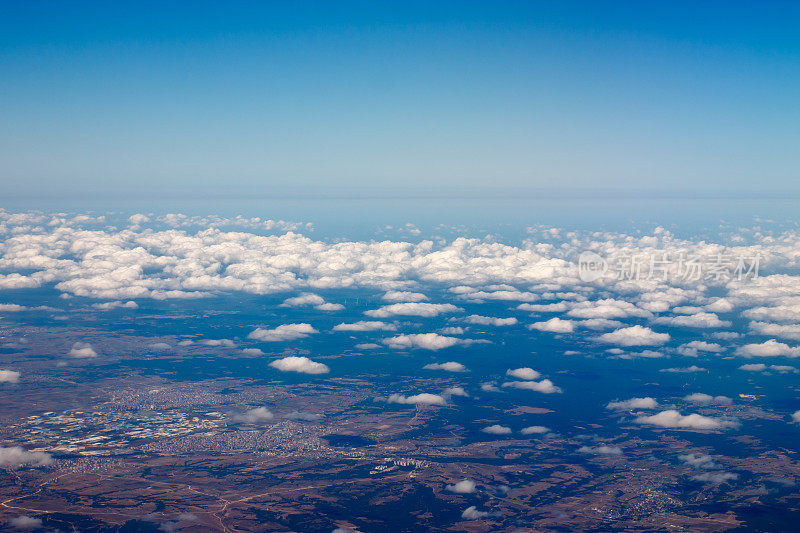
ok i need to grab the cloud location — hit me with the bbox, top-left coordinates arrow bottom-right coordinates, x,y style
92,300 -> 138,310
315,302 -> 345,311
505,367 -> 541,380
481,424 -> 512,435
387,393 -> 446,406
0,447 -> 53,467
382,291 -> 428,302
501,379 -> 561,394
679,453 -> 719,469
739,363 -> 798,373
248,323 -> 318,342
692,472 -> 738,483
529,317 -> 574,333
68,342 -> 97,358
8,516 -> 43,530
333,321 -> 396,332
578,445 -> 623,456
382,333 -> 461,351
280,293 -> 325,307
445,479 -> 476,493
684,393 -> 732,405
442,386 -> 469,398
365,303 -> 462,318
792,410 -> 800,423
520,425 -> 550,435
635,410 -> 738,430
0,370 -> 20,383
423,361 -> 466,372
269,356 -> 329,374
653,312 -> 731,328
354,343 -> 381,350
241,348 -> 264,356
480,382 -> 501,392
748,321 -> 800,341
566,299 -> 651,319
234,407 -> 274,423
606,397 -> 658,410
283,411 -> 323,421
461,506 -> 490,520
676,341 -> 723,357
147,342 -> 171,351
199,339 -> 236,347
735,339 -> 800,358
438,326 -> 464,335
596,326 -> 670,347
464,315 -> 517,326
660,365 -> 706,373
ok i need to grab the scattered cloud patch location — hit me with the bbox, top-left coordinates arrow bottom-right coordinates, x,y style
635,410 -> 738,430
606,397 -> 658,410
597,326 -> 670,347
248,323 -> 318,342
423,361 -> 466,372
269,356 -> 329,374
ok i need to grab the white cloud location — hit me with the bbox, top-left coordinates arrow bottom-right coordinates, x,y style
333,321 -> 396,332
248,323 -> 318,342
315,302 -> 345,311
660,365 -> 706,373
354,343 -> 381,350
480,382 -> 501,392
635,410 -> 738,430
382,333 -> 461,351
481,424 -> 512,435
735,339 -> 800,358
8,516 -> 43,530
234,407 -> 274,423
68,342 -> 97,358
653,312 -> 731,329
269,356 -> 329,374
739,363 -> 797,373
442,386 -> 469,398
241,348 -> 264,356
461,506 -> 490,520
445,479 -> 476,493
92,300 -> 138,310
679,453 -> 719,469
676,341 -> 723,357
501,379 -> 561,394
438,326 -> 464,335
692,472 -> 738,483
684,393 -> 732,405
283,411 -> 323,421
529,317 -> 574,333
423,361 -> 466,372
365,302 -> 462,318
382,290 -> 428,302
748,321 -> 800,341
597,326 -> 670,347
520,425 -> 550,435
387,393 -> 446,406
606,397 -> 658,410
792,410 -> 800,423
566,299 -> 651,319
0,370 -> 20,383
505,367 -> 541,380
578,445 -> 623,456
0,447 -> 52,467
280,293 -> 325,307
464,315 -> 517,326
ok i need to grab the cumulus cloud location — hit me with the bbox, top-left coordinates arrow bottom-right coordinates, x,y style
481,424 -> 512,435
748,321 -> 800,341
0,447 -> 53,467
606,397 -> 659,410
269,356 -> 329,374
660,365 -> 706,373
333,321 -> 396,332
445,479 -> 476,493
520,425 -> 550,435
529,317 -> 574,333
283,411 -> 323,421
596,326 -> 670,347
501,379 -> 561,394
739,363 -> 798,373
315,302 -> 345,311
676,341 -> 723,357
423,361 -> 466,372
684,393 -> 732,405
735,339 -> 800,358
438,326 -> 464,335
280,293 -> 325,307
386,393 -> 446,406
382,333 -> 461,351
692,472 -> 739,483
442,386 -> 469,398
199,339 -> 235,347
461,506 -> 490,520
653,312 -> 731,328
382,291 -> 428,302
792,410 -> 800,423
505,367 -> 541,380
233,407 -> 274,423
92,300 -> 138,310
248,323 -> 318,342
635,410 -> 738,430
8,516 -> 43,530
0,370 -> 20,383
365,303 -> 462,318
464,315 -> 517,326
480,382 -> 501,392
578,445 -> 623,456
68,342 -> 97,358
566,299 -> 651,319
679,453 -> 719,469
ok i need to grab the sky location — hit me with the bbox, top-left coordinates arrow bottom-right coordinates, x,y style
0,1 -> 798,199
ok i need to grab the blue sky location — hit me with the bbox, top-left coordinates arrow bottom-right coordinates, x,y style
0,1 -> 798,198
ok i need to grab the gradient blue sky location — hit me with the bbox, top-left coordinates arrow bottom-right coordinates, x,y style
1,1 -> 798,198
